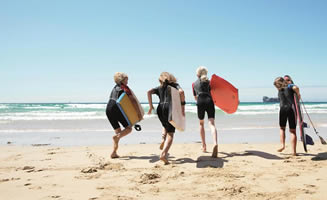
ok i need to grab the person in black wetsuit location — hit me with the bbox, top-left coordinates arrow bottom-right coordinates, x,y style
274,77 -> 301,156
192,66 -> 218,158
106,72 -> 142,158
147,72 -> 185,164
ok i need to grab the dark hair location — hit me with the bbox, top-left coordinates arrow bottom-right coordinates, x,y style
284,75 -> 294,84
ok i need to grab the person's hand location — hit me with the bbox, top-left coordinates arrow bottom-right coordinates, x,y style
148,106 -> 154,115
138,113 -> 143,120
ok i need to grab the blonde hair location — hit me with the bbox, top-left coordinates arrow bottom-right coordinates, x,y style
274,77 -> 287,91
196,66 -> 209,81
114,72 -> 128,85
159,72 -> 177,86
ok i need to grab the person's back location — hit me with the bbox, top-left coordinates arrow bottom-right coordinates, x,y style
194,79 -> 212,105
155,81 -> 180,105
193,78 -> 211,98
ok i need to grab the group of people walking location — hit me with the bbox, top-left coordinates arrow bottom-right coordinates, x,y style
106,66 -> 301,165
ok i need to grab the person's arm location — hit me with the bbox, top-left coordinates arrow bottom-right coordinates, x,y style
292,85 -> 301,100
192,83 -> 197,101
147,89 -> 155,115
179,88 -> 186,116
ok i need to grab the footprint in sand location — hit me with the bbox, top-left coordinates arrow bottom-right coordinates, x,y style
20,166 -> 35,173
139,173 -> 161,184
49,195 -> 61,199
98,162 -> 124,171
218,185 -> 246,196
81,167 -> 98,174
305,184 -> 317,188
286,173 -> 299,177
0,179 -> 10,183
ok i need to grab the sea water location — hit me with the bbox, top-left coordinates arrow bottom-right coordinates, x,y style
0,102 -> 327,146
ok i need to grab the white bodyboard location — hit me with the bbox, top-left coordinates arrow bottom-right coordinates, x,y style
168,86 -> 185,131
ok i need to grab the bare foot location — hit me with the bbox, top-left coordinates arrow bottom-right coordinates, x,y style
211,145 -> 218,158
201,145 -> 207,153
277,147 -> 285,152
292,153 -> 297,156
111,152 -> 119,159
159,140 -> 165,150
160,156 -> 169,165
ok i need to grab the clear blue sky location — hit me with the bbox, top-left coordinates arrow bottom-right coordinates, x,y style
1,0 -> 326,102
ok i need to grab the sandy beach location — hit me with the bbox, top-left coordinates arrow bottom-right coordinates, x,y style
0,142 -> 326,200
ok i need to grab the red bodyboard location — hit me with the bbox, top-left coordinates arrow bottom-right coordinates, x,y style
210,74 -> 239,114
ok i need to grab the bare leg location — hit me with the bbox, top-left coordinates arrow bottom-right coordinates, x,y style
111,127 -> 132,158
208,118 -> 218,158
199,120 -> 206,152
160,128 -> 167,150
290,128 -> 297,156
160,133 -> 174,165
277,127 -> 286,152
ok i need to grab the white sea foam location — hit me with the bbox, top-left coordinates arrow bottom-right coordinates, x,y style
0,129 -> 113,133
234,111 -> 278,115
24,106 -> 63,110
0,111 -> 105,120
67,104 -> 106,109
0,105 -> 8,109
1,103 -> 327,120
303,104 -> 327,109
237,104 -> 280,111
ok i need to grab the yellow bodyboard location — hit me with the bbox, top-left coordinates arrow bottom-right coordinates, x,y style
117,92 -> 142,125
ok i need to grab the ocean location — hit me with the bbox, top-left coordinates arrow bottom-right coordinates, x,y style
1,102 -> 327,146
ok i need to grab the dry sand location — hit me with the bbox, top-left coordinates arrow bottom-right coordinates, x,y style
0,143 -> 326,200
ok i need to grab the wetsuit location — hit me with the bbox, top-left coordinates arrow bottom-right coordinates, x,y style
278,85 -> 296,129
192,79 -> 215,120
152,82 -> 181,133
106,84 -> 131,130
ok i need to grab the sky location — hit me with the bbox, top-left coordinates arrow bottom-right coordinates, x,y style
1,0 -> 327,103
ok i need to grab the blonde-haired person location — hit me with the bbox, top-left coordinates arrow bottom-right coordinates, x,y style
106,72 -> 142,158
192,66 -> 218,157
147,72 -> 185,164
274,77 -> 300,156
